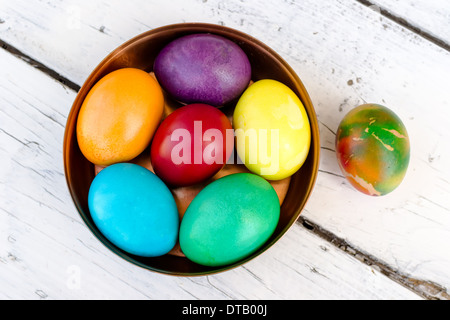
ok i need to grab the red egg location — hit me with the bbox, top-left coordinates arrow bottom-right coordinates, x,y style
151,104 -> 234,187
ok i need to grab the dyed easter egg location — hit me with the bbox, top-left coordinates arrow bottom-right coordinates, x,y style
179,173 -> 280,267
336,104 -> 410,196
151,104 -> 234,187
77,68 -> 164,166
154,33 -> 251,106
233,79 -> 311,181
88,163 -> 179,257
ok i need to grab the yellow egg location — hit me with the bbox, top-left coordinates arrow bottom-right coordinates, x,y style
233,79 -> 311,180
77,68 -> 164,166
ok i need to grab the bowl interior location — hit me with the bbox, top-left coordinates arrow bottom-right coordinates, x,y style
64,23 -> 320,276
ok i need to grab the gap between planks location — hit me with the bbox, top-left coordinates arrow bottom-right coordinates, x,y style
355,0 -> 450,52
298,217 -> 450,300
0,39 -> 80,92
0,12 -> 448,299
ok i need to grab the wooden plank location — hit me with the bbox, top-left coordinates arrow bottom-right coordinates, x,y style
0,48 -> 421,300
366,0 -> 450,47
1,0 -> 450,298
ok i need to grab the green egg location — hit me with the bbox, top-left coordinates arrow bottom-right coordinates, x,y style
179,173 -> 280,267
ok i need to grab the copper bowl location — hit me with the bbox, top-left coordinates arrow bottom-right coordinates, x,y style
63,23 -> 320,276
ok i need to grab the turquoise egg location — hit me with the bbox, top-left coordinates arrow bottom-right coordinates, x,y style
179,173 -> 280,267
88,163 -> 179,257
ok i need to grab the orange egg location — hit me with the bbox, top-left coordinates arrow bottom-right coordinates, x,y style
77,68 -> 164,166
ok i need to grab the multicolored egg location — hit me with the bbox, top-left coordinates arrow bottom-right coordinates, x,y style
77,68 -> 164,166
336,104 -> 410,196
233,79 -> 311,181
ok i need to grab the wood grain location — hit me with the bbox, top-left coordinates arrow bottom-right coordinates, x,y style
367,0 -> 450,48
1,0 -> 450,299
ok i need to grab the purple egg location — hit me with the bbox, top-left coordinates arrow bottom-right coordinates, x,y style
154,33 -> 252,107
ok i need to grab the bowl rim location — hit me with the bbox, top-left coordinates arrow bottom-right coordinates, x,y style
63,22 -> 321,277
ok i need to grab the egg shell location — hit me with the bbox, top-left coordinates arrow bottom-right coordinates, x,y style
336,104 -> 410,196
154,33 -> 251,106
233,79 -> 311,180
77,68 -> 164,166
88,163 -> 179,257
179,173 -> 280,267
150,103 -> 234,187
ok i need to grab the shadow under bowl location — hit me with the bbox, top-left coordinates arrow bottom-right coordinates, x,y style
63,23 -> 320,277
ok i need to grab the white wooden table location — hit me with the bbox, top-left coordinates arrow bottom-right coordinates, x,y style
1,0 -> 449,300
